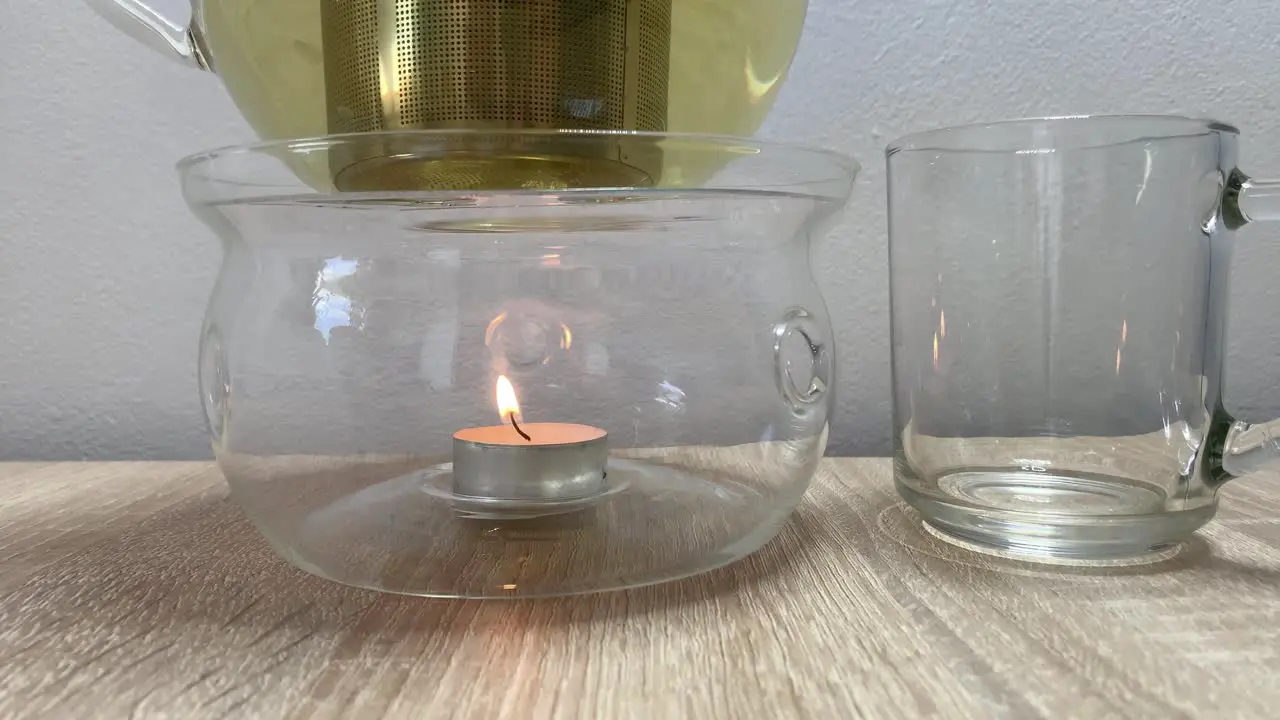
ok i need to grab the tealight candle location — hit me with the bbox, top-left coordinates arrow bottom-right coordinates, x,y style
452,376 -> 608,504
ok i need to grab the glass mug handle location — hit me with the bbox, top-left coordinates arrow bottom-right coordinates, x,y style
1218,171 -> 1280,475
83,0 -> 208,69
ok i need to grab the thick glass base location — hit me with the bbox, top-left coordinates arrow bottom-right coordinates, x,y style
222,445 -> 811,598
897,470 -> 1217,564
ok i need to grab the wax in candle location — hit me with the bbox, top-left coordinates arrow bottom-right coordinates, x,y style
453,422 -> 606,447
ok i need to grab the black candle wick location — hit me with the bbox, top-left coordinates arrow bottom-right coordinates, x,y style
509,413 -> 532,442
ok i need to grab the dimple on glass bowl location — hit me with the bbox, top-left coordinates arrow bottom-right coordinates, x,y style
179,130 -> 857,598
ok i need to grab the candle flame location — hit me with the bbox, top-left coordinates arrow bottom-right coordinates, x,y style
496,375 -> 521,420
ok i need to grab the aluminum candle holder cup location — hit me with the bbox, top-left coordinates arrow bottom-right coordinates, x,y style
450,378 -> 611,518
180,130 -> 857,598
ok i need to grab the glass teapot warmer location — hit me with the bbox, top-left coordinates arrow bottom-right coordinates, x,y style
181,131 -> 857,597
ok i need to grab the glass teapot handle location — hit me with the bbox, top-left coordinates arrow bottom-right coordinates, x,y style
1218,171 -> 1280,476
83,0 -> 208,69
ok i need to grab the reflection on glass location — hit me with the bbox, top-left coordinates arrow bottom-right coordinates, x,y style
312,256 -> 361,343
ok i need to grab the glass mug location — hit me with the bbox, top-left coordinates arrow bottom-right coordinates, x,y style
887,115 -> 1280,562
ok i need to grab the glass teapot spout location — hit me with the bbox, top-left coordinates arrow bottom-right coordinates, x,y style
84,0 -> 209,69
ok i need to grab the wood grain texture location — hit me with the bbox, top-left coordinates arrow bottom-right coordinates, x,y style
1,460 -> 1278,719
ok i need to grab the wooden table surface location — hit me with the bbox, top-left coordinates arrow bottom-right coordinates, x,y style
2,460 -> 1278,719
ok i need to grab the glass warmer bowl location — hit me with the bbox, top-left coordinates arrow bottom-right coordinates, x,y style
178,130 -> 857,598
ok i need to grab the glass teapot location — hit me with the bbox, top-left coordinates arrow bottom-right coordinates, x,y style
85,0 -> 808,143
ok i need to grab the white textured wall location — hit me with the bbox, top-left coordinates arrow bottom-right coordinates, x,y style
3,0 -> 1280,458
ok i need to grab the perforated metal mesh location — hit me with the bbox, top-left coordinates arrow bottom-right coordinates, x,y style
321,0 -> 671,132
319,0 -> 671,188
635,0 -> 671,129
322,0 -> 384,134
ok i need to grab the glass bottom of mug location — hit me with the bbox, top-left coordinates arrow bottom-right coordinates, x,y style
896,469 -> 1217,563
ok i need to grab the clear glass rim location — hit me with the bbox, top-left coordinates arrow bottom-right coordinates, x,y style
176,129 -> 860,200
886,114 -> 1240,155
